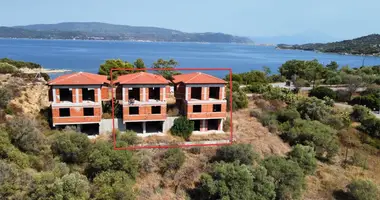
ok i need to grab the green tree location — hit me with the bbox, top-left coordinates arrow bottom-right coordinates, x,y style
53,172 -> 90,200
170,117 -> 194,140
196,162 -> 276,200
295,97 -> 331,121
160,148 -> 185,174
262,156 -> 305,200
92,170 -> 136,200
287,145 -> 317,175
359,117 -> 380,138
351,105 -> 372,122
98,59 -> 135,80
347,179 -> 379,200
309,86 -> 337,100
263,66 -> 272,75
85,141 -> 138,179
133,58 -> 146,72
226,84 -> 249,111
214,144 -> 259,165
152,58 -> 180,80
51,132 -> 91,164
326,61 -> 339,71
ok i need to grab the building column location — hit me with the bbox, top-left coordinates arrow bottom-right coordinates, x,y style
142,122 -> 146,134
219,119 -> 223,131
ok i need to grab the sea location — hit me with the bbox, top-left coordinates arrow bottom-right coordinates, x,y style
2,38 -> 380,79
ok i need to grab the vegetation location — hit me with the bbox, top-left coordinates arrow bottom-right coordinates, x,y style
0,58 -> 42,69
152,58 -> 181,80
287,144 -> 317,175
309,86 -> 336,100
170,117 -> 194,140
51,131 -> 91,163
347,179 -> 379,200
159,148 -> 185,174
213,144 -> 258,165
277,34 -> 380,56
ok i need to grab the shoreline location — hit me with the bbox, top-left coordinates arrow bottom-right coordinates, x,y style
19,67 -> 72,74
276,46 -> 380,57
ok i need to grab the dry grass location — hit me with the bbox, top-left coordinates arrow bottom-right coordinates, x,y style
142,134 -> 184,145
189,133 -> 229,141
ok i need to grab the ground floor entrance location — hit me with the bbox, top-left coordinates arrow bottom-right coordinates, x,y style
55,123 -> 99,135
190,119 -> 224,132
125,121 -> 164,134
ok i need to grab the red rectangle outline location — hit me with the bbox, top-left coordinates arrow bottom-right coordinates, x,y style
111,68 -> 233,150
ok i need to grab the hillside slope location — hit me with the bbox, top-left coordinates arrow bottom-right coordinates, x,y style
1,22 -> 253,43
277,34 -> 380,56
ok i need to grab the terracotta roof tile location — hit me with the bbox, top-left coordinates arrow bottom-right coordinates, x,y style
172,72 -> 226,84
116,72 -> 169,85
48,72 -> 109,85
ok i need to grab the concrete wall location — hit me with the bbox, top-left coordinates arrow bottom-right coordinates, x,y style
99,118 -> 125,134
163,117 -> 179,133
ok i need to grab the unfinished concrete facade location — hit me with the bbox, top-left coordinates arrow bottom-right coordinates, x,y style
48,72 -> 110,134
115,72 -> 170,135
172,72 -> 227,133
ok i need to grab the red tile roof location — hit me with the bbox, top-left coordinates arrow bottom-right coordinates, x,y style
48,72 -> 109,85
116,72 -> 169,85
172,72 -> 226,84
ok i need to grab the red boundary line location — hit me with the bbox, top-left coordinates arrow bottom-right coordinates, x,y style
111,68 -> 233,150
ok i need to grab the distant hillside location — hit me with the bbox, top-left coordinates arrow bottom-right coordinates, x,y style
0,22 -> 252,43
252,31 -> 339,45
277,34 -> 380,56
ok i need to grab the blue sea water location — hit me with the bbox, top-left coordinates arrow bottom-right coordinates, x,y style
1,38 -> 380,79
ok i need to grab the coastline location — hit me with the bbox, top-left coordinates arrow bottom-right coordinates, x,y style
19,67 -> 72,74
276,46 -> 380,57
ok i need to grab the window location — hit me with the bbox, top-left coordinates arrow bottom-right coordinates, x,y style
151,106 -> 161,114
209,87 -> 220,99
83,88 -> 95,101
60,89 -> 73,102
190,87 -> 202,100
128,88 -> 140,102
59,108 -> 70,117
149,88 -> 160,100
193,105 -> 202,113
84,108 -> 94,116
129,107 -> 139,115
213,104 -> 221,112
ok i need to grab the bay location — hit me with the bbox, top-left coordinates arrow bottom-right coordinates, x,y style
1,38 -> 380,78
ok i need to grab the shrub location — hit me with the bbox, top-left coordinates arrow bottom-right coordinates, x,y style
250,108 -> 262,118
214,144 -> 259,165
309,86 -> 336,100
227,89 -> 249,111
92,170 -> 136,200
0,160 -> 32,199
323,96 -> 335,107
246,82 -> 267,94
277,108 -> 300,123
288,144 -> 317,175
335,90 -> 351,102
325,75 -> 342,85
51,132 -> 91,164
347,179 -> 379,200
118,130 -> 141,145
0,63 -> 18,74
52,172 -> 90,200
0,130 -> 30,168
223,117 -> 231,132
6,117 -> 47,154
282,119 -> 339,160
160,148 -> 185,174
359,117 -> 380,138
262,156 -> 305,200
351,95 -> 380,111
170,117 -> 194,140
350,151 -> 368,169
196,162 -> 276,200
86,141 -> 138,179
0,87 -> 13,109
295,97 -> 331,121
351,105 -> 372,122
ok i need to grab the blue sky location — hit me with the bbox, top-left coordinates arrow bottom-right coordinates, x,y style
1,0 -> 378,39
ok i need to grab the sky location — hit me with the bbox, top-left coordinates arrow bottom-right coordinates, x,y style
1,0 -> 379,39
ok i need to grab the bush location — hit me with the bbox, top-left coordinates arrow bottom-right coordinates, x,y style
350,151 -> 368,169
335,90 -> 351,102
118,130 -> 141,145
0,63 -> 18,74
246,82 -> 267,94
262,156 -> 305,200
309,86 -> 337,100
282,119 -> 339,160
51,132 -> 91,164
277,108 -> 300,123
214,144 -> 259,165
288,144 -> 317,175
0,87 -> 13,109
347,179 -> 379,200
351,105 -> 372,122
0,130 -> 30,168
294,78 -> 310,87
227,89 -> 249,111
85,141 -> 138,179
223,117 -> 231,132
351,95 -> 380,111
160,148 -> 185,174
359,117 -> 380,138
6,117 -> 47,154
170,117 -> 194,140
196,162 -> 276,200
295,97 -> 331,121
92,170 -> 136,200
52,172 -> 90,200
325,75 -> 342,85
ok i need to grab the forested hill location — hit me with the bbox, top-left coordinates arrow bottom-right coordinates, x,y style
277,34 -> 380,56
0,22 -> 252,43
